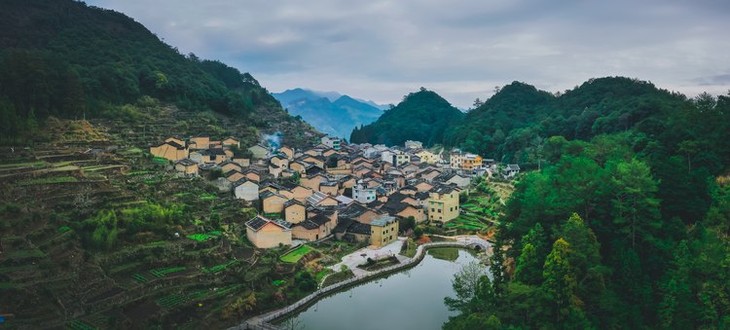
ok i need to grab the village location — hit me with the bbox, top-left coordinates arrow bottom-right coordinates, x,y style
150,135 -> 520,250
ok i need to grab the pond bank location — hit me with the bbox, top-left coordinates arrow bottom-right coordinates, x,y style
231,236 -> 490,330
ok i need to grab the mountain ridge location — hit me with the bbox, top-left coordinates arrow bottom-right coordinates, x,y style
272,88 -> 383,138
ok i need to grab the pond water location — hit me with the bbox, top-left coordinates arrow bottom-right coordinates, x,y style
281,249 -> 487,330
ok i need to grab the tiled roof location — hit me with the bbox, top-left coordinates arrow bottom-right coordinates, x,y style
246,215 -> 291,231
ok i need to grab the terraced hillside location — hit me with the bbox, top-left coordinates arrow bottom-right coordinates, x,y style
0,107 -> 327,329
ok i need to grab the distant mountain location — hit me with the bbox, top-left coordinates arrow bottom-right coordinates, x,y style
350,88 -> 465,147
272,89 -> 384,138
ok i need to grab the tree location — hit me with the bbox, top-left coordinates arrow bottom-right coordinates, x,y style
541,238 -> 579,323
514,223 -> 547,285
445,261 -> 488,312
609,159 -> 660,249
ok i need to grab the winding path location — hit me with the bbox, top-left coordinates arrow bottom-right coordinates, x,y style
231,235 -> 490,330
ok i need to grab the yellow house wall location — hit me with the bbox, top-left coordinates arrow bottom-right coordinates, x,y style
285,205 -> 306,224
427,192 -> 459,222
263,196 -> 286,213
247,223 -> 292,249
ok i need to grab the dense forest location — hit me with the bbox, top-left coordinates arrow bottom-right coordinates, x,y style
0,0 -> 296,143
444,83 -> 730,328
350,88 -> 464,146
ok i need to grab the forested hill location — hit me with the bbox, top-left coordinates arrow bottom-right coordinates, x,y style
443,79 -> 730,329
350,88 -> 464,146
444,77 -> 692,164
0,0 -> 313,143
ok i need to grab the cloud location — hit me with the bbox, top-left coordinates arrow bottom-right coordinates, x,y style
86,0 -> 730,107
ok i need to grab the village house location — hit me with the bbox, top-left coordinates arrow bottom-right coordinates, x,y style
321,135 -> 341,150
248,144 -> 269,159
222,137 -> 240,149
286,185 -> 313,203
233,180 -> 259,201
226,170 -> 246,183
245,215 -> 292,249
300,173 -> 327,191
333,218 -> 371,243
284,199 -> 307,223
188,136 -> 210,150
279,146 -> 295,160
404,140 -> 423,150
381,150 -> 411,166
150,139 -> 188,161
301,155 -> 325,168
435,172 -> 471,189
319,181 -> 339,196
340,202 -> 381,225
174,158 -> 198,176
243,169 -> 261,182
427,185 -> 460,222
503,164 -> 521,178
450,150 -> 483,171
417,167 -> 442,182
289,161 -> 307,174
352,180 -> 377,204
233,158 -> 251,167
370,215 -> 399,247
261,191 -> 288,214
415,150 -> 440,164
414,180 -> 434,192
292,210 -> 337,241
220,161 -> 242,174
382,198 -> 426,223
306,191 -> 338,207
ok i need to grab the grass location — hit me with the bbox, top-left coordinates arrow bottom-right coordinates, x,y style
280,245 -> 314,263
18,176 -> 78,186
400,238 -> 418,258
428,247 -> 460,261
152,157 -> 169,165
186,231 -> 222,242
132,273 -> 149,283
321,269 -> 354,287
150,266 -> 186,278
203,260 -> 238,273
67,320 -> 98,330
0,161 -> 46,170
156,284 -> 244,309
199,193 -> 217,201
6,249 -> 46,259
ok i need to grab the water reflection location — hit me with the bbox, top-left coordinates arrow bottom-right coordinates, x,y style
282,249 -> 486,330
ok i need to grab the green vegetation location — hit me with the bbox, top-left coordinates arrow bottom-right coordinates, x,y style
350,88 -> 464,146
280,245 -> 314,263
321,269 -> 355,287
428,247 -> 459,262
186,231 -> 222,242
0,0 -> 316,145
203,260 -> 238,273
444,88 -> 730,329
150,266 -> 186,278
18,176 -> 78,186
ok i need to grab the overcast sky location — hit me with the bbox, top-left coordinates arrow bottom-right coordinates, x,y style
86,0 -> 730,108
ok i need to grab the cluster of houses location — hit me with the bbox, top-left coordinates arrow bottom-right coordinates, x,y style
151,136 -> 520,250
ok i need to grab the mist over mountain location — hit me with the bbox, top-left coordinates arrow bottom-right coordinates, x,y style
272,88 -> 384,138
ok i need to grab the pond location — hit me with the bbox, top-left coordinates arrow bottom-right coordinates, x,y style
280,248 -> 487,330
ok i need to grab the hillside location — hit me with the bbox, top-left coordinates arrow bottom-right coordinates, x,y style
444,77 -> 689,163
350,88 -> 464,146
272,89 -> 383,138
0,0 -> 317,145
